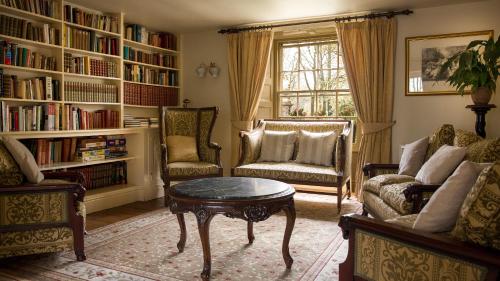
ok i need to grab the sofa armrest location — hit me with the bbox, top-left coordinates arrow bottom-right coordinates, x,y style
208,142 -> 222,167
335,122 -> 353,179
339,214 -> 500,281
403,183 -> 441,212
362,163 -> 399,178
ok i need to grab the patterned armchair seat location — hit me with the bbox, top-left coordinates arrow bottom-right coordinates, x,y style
232,119 -> 353,213
160,107 -> 223,205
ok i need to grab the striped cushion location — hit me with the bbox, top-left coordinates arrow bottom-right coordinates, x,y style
296,130 -> 337,166
257,131 -> 297,162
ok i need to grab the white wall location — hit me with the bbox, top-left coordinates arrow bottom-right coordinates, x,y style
392,0 -> 500,161
181,31 -> 232,174
182,0 -> 500,169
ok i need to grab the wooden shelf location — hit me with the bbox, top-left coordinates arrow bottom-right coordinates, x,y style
0,4 -> 62,23
0,34 -> 61,49
39,156 -> 136,171
64,72 -> 121,80
64,101 -> 121,105
64,22 -> 121,37
64,47 -> 120,59
0,128 -> 146,139
123,60 -> 178,71
124,104 -> 158,109
124,80 -> 179,88
123,39 -> 178,54
0,98 -> 63,104
0,64 -> 61,75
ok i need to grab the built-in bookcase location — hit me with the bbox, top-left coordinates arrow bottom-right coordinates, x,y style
0,0 -> 180,213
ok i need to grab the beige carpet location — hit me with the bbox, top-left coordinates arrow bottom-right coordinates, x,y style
0,193 -> 361,281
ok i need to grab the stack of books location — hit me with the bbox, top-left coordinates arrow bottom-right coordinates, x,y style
149,117 -> 159,128
123,114 -> 148,128
124,24 -> 176,50
1,71 -> 60,100
63,26 -> 119,56
123,82 -> 178,106
64,4 -> 119,33
0,14 -> 59,45
106,135 -> 127,158
1,0 -> 61,19
0,40 -> 57,70
124,64 -> 178,86
70,161 -> 127,190
123,46 -> 176,68
77,137 -> 109,161
64,81 -> 117,103
64,53 -> 117,77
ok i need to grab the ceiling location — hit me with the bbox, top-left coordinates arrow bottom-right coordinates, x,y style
71,0 -> 484,33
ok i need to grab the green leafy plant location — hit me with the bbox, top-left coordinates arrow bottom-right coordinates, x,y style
438,34 -> 500,95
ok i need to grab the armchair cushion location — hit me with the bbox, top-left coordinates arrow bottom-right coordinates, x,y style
415,145 -> 466,185
0,140 -> 24,186
168,161 -> 219,177
296,130 -> 337,166
364,174 -> 415,195
257,131 -> 297,162
363,192 -> 401,219
166,136 -> 199,163
2,136 -> 44,183
452,162 -> 500,250
233,162 -> 338,184
379,182 -> 418,215
424,124 -> 455,161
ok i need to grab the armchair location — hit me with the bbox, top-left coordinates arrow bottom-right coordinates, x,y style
160,107 -> 223,206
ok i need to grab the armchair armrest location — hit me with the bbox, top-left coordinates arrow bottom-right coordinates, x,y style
160,143 -> 169,183
43,171 -> 85,184
208,142 -> 222,167
362,163 -> 399,178
339,214 -> 500,281
335,123 -> 353,178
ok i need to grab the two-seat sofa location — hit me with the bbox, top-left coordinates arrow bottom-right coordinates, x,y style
232,119 -> 353,212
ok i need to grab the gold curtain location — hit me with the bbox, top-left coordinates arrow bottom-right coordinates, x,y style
227,31 -> 274,166
336,18 -> 397,200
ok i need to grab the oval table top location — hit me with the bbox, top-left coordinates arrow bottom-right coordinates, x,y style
171,177 -> 295,200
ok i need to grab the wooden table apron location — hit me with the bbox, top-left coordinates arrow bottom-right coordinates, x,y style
167,190 -> 296,280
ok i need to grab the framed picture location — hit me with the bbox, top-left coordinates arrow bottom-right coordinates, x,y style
405,30 -> 494,96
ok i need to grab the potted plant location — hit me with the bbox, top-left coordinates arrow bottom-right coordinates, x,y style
438,34 -> 500,105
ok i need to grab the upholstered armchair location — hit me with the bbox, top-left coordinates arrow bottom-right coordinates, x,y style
160,107 -> 223,205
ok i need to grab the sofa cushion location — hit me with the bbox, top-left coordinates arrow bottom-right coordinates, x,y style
166,135 -> 200,163
425,124 -> 455,161
3,136 -> 44,183
415,145 -> 466,185
363,192 -> 400,220
454,129 -> 482,147
465,138 -> 500,163
398,137 -> 429,176
452,162 -> 500,250
364,174 -> 416,195
385,214 -> 418,228
168,162 -> 219,177
296,130 -> 337,166
380,182 -> 418,215
0,140 -> 24,186
258,131 -> 297,162
233,162 -> 338,184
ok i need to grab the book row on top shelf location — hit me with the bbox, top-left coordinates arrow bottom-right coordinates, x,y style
1,0 -> 61,20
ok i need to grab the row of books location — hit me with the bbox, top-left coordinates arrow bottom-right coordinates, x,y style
22,138 -> 78,165
0,40 -> 57,70
124,64 -> 178,86
63,4 -> 119,34
1,0 -> 61,19
70,161 -> 127,190
124,82 -> 178,106
64,53 -> 117,77
63,26 -> 119,56
0,14 -> 59,45
124,115 -> 158,128
123,46 -> 176,68
1,72 -> 60,100
124,24 -> 176,50
0,102 -> 120,131
64,81 -> 117,103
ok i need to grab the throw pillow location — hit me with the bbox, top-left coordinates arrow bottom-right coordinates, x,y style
465,138 -> 500,163
296,130 -> 337,166
166,135 -> 199,163
398,137 -> 429,176
258,130 -> 297,162
2,136 -> 44,184
415,145 -> 467,185
454,129 -> 483,147
452,162 -> 500,250
241,128 -> 264,164
424,124 -> 455,161
413,161 -> 491,232
0,140 -> 24,185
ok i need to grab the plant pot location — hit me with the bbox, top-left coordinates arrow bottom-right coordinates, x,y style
471,87 -> 492,105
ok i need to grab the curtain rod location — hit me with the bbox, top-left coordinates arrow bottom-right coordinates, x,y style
218,9 -> 413,34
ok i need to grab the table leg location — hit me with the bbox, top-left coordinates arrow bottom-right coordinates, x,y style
247,221 -> 255,244
196,212 -> 214,281
282,200 -> 296,269
176,213 -> 187,252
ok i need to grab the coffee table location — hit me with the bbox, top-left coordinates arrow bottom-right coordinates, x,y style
168,177 -> 296,280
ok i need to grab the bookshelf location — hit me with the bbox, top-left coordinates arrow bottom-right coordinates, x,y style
0,0 -> 181,213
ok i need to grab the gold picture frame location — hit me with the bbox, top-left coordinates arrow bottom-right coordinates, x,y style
405,30 -> 494,96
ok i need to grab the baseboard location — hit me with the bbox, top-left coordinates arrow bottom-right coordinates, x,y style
84,184 -> 143,213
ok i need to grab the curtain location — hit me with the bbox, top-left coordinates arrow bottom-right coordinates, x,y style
336,18 -> 397,200
227,31 -> 274,166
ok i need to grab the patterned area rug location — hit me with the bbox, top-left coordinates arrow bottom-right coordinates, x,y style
0,193 -> 361,281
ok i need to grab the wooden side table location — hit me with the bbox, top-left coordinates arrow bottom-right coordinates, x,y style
466,104 -> 496,138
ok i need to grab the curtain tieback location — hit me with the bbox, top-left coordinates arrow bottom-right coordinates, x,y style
231,120 -> 253,132
361,121 -> 396,135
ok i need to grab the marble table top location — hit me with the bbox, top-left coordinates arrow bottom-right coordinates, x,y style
171,177 -> 295,200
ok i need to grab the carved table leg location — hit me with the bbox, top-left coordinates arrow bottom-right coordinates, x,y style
176,213 -> 187,252
282,200 -> 296,268
247,221 -> 255,244
196,210 -> 215,281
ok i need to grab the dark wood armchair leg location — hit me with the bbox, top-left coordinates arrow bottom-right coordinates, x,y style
337,185 -> 342,214
164,181 -> 171,207
346,179 -> 351,199
73,215 -> 86,261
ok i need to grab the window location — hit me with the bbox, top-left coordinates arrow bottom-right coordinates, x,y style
276,37 -> 355,119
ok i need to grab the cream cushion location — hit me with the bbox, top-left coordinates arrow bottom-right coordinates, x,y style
415,145 -> 467,185
413,161 -> 491,232
258,130 -> 297,162
398,137 -> 429,176
166,135 -> 199,163
2,136 -> 44,183
296,130 -> 337,166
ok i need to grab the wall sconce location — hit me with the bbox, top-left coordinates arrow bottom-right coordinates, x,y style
208,62 -> 220,78
195,63 -> 207,78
